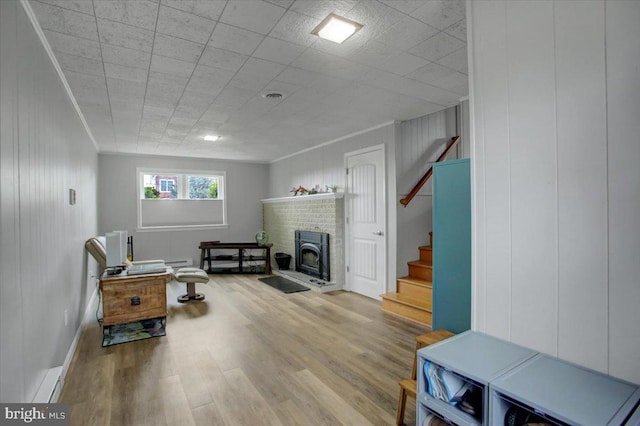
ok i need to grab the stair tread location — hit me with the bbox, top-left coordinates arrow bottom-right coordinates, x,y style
407,260 -> 432,269
380,292 -> 432,311
397,276 -> 432,287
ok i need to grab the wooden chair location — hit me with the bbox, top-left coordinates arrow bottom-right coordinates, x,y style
396,329 -> 455,426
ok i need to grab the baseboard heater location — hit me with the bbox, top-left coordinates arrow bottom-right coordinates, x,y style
33,366 -> 63,403
165,259 -> 193,268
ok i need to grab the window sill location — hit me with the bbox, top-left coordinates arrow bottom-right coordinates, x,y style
137,224 -> 229,232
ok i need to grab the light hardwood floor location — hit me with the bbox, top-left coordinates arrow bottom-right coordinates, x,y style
61,275 -> 429,426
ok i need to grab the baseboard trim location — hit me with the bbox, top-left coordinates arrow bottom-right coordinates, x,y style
54,286 -> 99,402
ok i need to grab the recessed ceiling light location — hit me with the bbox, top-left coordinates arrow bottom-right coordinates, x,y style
311,13 -> 363,44
203,135 -> 219,142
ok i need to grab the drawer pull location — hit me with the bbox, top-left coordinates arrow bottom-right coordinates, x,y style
131,296 -> 141,306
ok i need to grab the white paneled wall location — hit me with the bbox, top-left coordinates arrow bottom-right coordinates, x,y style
396,107 -> 459,277
268,123 -> 398,291
1,1 -> 98,402
99,154 -> 269,265
469,0 -> 640,382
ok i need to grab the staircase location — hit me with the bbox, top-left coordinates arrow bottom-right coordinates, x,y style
381,233 -> 433,326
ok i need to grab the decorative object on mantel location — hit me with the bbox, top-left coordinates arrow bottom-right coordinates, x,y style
308,184 -> 323,195
326,184 -> 338,193
290,185 -> 308,196
255,230 -> 269,246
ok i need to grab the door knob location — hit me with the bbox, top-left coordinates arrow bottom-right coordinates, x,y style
372,231 -> 384,236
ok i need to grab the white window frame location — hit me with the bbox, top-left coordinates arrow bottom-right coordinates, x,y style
137,168 -> 228,231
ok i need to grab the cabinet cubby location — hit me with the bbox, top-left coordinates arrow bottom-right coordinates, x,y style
417,331 -> 536,426
417,331 -> 640,426
490,354 -> 640,426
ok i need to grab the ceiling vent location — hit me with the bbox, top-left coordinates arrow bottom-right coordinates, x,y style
263,92 -> 284,99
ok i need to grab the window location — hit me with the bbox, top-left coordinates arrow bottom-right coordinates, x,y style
138,169 -> 227,230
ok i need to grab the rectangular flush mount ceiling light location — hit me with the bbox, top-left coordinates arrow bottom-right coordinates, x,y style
311,13 -> 363,44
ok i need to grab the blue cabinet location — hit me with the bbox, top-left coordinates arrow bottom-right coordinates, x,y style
432,159 -> 471,334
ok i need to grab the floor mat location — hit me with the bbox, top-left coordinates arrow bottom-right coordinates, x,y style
258,276 -> 310,294
102,317 -> 166,347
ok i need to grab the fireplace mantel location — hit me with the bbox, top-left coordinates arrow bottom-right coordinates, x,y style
262,192 -> 344,291
261,192 -> 344,204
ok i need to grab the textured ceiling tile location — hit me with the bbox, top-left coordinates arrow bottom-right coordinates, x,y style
240,57 -> 286,79
268,10 -> 319,47
253,37 -> 306,65
43,30 -> 101,59
374,16 -> 439,50
153,33 -> 205,63
98,19 -> 154,52
198,106 -> 230,126
169,116 -> 198,127
448,80 -> 468,96
160,0 -> 227,22
102,44 -> 151,69
408,31 -> 465,62
377,0 -> 424,15
160,135 -> 184,144
56,52 -> 105,77
274,66 -> 320,86
228,72 -> 274,92
220,0 -> 286,35
209,23 -> 265,55
150,54 -> 197,77
139,132 -> 163,141
264,0 -> 295,8
143,105 -> 174,120
346,1 -> 405,39
413,0 -> 465,31
94,0 -> 158,30
407,61 -> 454,86
64,70 -> 108,99
146,73 -> 188,105
31,0 -> 468,161
350,40 -> 398,68
430,71 -> 468,92
435,47 -> 468,74
290,0 -> 359,19
186,64 -> 234,95
443,19 -> 466,42
35,0 -> 95,15
136,141 -> 160,153
157,4 -> 216,44
291,48 -> 369,81
199,46 -> 248,72
30,1 -> 99,40
376,52 -> 429,76
214,85 -> 256,108
178,90 -> 214,112
110,95 -> 144,113
140,119 -> 169,133
311,35 -> 365,58
107,77 -> 147,97
104,63 -> 148,83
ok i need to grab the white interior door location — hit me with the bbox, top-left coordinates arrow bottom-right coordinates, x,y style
345,146 -> 386,300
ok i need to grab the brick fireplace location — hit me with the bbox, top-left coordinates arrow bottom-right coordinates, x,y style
262,193 -> 344,290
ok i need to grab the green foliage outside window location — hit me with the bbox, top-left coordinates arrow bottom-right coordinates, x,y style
209,181 -> 218,198
189,176 -> 218,199
144,186 -> 160,199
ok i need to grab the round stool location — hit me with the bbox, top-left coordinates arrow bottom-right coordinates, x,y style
175,267 -> 209,303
